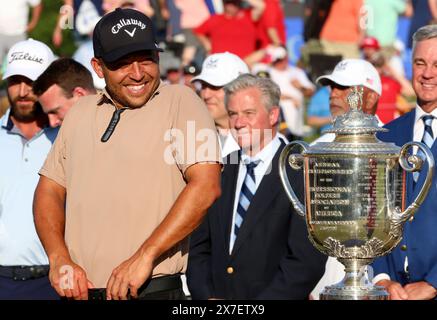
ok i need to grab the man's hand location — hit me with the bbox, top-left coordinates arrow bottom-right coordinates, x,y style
26,3 -> 42,33
34,176 -> 93,299
26,21 -> 38,33
404,281 -> 437,300
106,249 -> 153,300
376,279 -> 408,300
52,28 -> 63,47
50,255 -> 94,300
104,162 -> 221,300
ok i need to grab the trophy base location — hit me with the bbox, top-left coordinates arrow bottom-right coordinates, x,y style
319,258 -> 389,300
320,285 -> 389,300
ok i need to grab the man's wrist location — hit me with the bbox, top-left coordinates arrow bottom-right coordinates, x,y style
139,245 -> 160,263
49,250 -> 72,266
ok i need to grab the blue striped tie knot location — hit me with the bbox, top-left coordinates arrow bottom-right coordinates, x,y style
421,115 -> 434,147
414,115 -> 434,182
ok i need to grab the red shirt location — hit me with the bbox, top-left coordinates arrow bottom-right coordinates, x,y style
194,10 -> 257,59
257,0 -> 286,48
377,75 -> 402,124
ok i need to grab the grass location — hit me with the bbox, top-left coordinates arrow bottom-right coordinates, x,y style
29,0 -> 77,57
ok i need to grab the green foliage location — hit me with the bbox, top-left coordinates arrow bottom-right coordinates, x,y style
28,0 -> 77,57
0,0 -> 77,90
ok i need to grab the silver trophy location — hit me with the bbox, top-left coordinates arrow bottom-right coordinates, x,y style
279,86 -> 435,300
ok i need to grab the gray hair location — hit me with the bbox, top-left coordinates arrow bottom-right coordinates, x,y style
412,24 -> 437,52
224,74 -> 281,111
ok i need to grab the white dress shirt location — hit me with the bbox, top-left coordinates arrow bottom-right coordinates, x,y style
412,105 -> 437,152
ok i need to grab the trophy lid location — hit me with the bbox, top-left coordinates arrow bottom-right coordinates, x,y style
307,86 -> 399,156
323,86 -> 387,135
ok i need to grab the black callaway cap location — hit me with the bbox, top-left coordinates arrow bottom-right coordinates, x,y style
93,8 -> 163,63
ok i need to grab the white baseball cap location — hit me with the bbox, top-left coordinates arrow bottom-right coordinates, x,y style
266,45 -> 287,62
2,39 -> 55,81
192,52 -> 249,87
316,59 -> 382,96
251,63 -> 270,76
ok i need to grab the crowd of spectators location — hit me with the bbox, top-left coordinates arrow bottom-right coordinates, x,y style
0,0 -> 429,138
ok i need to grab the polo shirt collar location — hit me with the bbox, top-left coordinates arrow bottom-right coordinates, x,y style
415,104 -> 437,124
1,107 -> 51,139
97,88 -> 117,107
1,108 -> 14,132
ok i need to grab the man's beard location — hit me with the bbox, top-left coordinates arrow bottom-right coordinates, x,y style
9,94 -> 42,122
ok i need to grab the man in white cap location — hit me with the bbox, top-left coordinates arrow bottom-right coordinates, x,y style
192,51 -> 249,157
0,39 -> 58,299
309,58 -> 382,299
312,58 -> 383,144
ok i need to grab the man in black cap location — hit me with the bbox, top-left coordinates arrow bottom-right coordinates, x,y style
33,8 -> 222,300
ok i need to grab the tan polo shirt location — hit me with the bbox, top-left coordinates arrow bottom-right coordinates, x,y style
40,83 -> 221,288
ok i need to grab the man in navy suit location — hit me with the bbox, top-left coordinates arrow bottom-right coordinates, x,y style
186,74 -> 326,299
372,24 -> 437,300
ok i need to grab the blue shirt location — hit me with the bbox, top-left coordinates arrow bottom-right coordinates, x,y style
307,86 -> 331,132
0,109 -> 58,266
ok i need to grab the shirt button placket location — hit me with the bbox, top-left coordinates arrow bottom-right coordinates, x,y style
23,143 -> 30,166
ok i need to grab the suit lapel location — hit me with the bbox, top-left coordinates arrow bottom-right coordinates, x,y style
413,125 -> 437,198
218,152 -> 240,254
397,110 -> 416,202
231,143 -> 285,256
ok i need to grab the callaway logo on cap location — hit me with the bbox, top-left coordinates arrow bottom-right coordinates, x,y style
93,8 -> 163,63
111,18 -> 146,37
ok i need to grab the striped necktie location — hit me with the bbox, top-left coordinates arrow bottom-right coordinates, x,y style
233,160 -> 260,244
414,115 -> 434,182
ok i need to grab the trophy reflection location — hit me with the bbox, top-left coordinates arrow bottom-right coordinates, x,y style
279,86 -> 434,300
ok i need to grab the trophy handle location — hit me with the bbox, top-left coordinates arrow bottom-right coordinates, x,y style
397,141 -> 435,220
279,141 -> 309,217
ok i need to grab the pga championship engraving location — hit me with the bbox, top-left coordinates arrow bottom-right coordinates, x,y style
279,86 -> 435,300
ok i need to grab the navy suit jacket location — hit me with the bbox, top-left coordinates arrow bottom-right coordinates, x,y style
186,142 -> 327,299
372,109 -> 437,288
